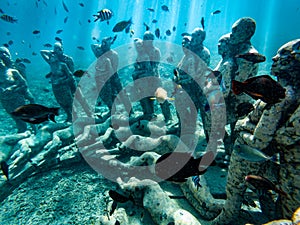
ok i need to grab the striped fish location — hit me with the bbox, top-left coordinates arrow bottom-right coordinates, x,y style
0,14 -> 17,23
93,9 -> 113,24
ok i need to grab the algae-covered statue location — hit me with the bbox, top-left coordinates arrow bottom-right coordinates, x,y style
212,39 -> 300,224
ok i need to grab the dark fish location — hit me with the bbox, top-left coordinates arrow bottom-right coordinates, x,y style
181,32 -> 190,37
146,8 -> 155,12
155,151 -> 215,182
212,10 -> 221,15
232,75 -> 286,104
6,32 -> 11,36
143,22 -> 150,31
109,190 -> 132,203
236,102 -> 254,117
161,5 -> 169,12
62,0 -> 69,12
54,7 -> 57,15
22,58 -> 31,64
112,18 -> 132,32
245,175 -> 287,196
33,30 -> 40,34
155,28 -> 160,39
87,19 -> 91,23
79,3 -> 84,7
166,29 -> 171,36
78,20 -> 82,26
172,26 -> 176,32
1,161 -> 9,180
3,43 -> 9,48
32,52 -> 37,56
43,43 -> 52,48
201,17 -> 205,30
10,104 -> 60,124
0,14 -> 17,23
42,0 -> 48,7
64,16 -> 68,23
55,37 -> 63,43
235,52 -> 266,63
56,29 -> 63,34
152,19 -> 158,23
8,40 -> 13,45
77,46 -> 85,50
73,69 -> 86,78
234,144 -> 278,163
0,8 -> 4,14
93,9 -> 113,24
42,87 -> 50,92
45,72 -> 52,79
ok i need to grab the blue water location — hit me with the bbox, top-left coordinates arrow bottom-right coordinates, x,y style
1,0 -> 300,77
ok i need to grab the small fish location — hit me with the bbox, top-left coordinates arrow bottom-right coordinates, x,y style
43,43 -> 52,48
212,10 -> 221,15
64,16 -> 68,23
165,29 -> 171,36
161,5 -> 169,12
0,161 -> 9,180
152,19 -> 158,23
62,0 -> 69,13
201,17 -> 205,30
73,69 -> 86,77
155,28 -> 160,39
0,8 -> 4,14
77,46 -> 85,50
109,190 -> 132,203
55,37 -> 63,43
56,29 -> 63,34
93,9 -> 113,24
125,26 -> 130,34
54,7 -> 57,15
2,43 -> 9,48
45,72 -> 52,79
87,19 -> 91,23
79,3 -> 84,7
143,22 -> 150,31
22,58 -> 31,64
234,144 -> 278,163
6,32 -> 11,36
151,87 -> 174,104
245,175 -> 287,196
0,14 -> 17,23
42,0 -> 48,7
235,52 -> 266,63
172,26 -> 176,32
232,75 -> 286,104
147,8 -> 155,12
155,151 -> 215,182
8,40 -> 13,45
32,52 -> 37,56
33,30 -> 40,35
112,18 -> 132,32
10,104 -> 59,124
236,102 -> 254,117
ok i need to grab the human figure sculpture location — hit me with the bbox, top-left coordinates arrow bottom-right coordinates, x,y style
40,42 -> 76,122
0,47 -> 35,133
212,39 -> 300,224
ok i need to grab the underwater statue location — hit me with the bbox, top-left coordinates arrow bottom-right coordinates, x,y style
212,39 -> 300,224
